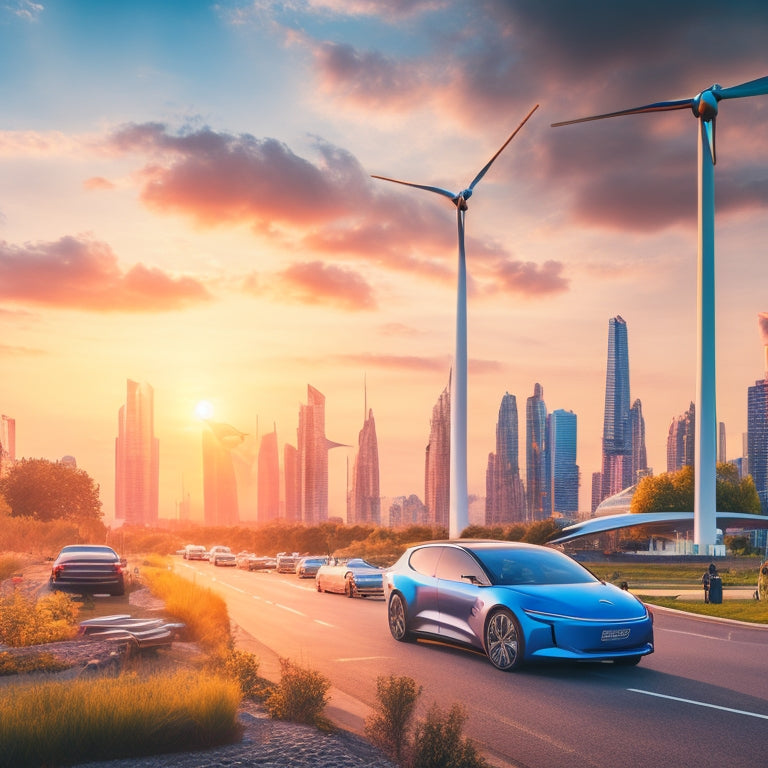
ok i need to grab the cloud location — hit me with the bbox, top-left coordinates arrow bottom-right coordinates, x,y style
3,0 -> 43,22
244,260 -> 376,311
0,343 -> 44,357
0,236 -> 212,312
83,176 -> 115,191
106,122 -> 567,299
329,351 -> 504,374
485,259 -> 569,297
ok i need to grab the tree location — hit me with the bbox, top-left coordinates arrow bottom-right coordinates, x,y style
0,458 -> 103,522
630,464 -> 761,515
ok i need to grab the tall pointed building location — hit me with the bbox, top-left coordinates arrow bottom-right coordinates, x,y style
667,402 -> 695,472
485,392 -> 526,524
297,385 -> 345,524
202,420 -> 245,526
600,316 -> 633,500
350,407 -> 380,525
526,383 -> 549,520
425,379 -> 450,529
115,380 -> 159,525
257,425 -> 280,523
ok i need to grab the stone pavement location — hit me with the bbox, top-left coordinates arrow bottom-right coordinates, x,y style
75,700 -> 397,768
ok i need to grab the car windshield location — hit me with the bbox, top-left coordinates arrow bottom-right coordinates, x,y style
474,547 -> 598,586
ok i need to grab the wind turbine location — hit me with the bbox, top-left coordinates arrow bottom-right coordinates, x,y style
552,75 -> 768,554
373,104 -> 539,539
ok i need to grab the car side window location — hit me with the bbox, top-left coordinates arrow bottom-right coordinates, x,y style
435,548 -> 489,585
408,546 -> 443,577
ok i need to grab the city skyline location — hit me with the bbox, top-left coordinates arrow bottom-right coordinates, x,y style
1,3 -> 768,522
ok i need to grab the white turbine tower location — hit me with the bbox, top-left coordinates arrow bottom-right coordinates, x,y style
373,104 -> 539,539
553,75 -> 768,554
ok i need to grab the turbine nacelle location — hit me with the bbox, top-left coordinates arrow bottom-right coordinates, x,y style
692,86 -> 721,121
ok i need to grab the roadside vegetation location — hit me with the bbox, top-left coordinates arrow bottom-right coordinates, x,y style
365,674 -> 488,768
637,597 -> 768,624
0,671 -> 242,768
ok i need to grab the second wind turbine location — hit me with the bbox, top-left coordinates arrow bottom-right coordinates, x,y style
372,104 -> 539,539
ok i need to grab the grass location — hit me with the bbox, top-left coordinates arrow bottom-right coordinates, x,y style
585,561 -> 761,587
640,597 -> 768,624
0,555 -> 24,583
0,670 -> 241,768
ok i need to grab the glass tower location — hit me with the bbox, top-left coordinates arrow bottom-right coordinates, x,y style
425,381 -> 450,529
115,380 -> 159,525
526,383 -> 550,520
257,426 -> 280,523
485,392 -> 526,524
549,409 -> 579,515
350,408 -> 381,525
601,316 -> 632,500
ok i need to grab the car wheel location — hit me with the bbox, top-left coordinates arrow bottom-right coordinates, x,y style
388,592 -> 413,642
345,574 -> 355,598
317,580 -> 323,592
614,655 -> 642,666
485,609 -> 524,671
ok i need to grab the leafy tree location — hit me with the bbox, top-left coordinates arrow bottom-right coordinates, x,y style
0,458 -> 103,522
630,464 -> 761,515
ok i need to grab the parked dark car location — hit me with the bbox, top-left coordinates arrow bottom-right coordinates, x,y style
49,544 -> 126,597
385,540 -> 654,671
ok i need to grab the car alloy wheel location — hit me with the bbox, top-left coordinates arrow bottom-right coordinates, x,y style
485,609 -> 524,671
388,592 -> 412,642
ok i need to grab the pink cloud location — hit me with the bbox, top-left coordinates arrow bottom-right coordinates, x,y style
245,261 -> 376,311
0,236 -> 212,312
106,122 -> 568,299
83,176 -> 115,191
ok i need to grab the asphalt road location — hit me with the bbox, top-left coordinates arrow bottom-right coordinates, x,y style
174,559 -> 768,768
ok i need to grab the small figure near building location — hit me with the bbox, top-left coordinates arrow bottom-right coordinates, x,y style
702,563 -> 722,604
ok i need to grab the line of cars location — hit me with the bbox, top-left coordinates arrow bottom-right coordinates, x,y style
179,539 -> 654,673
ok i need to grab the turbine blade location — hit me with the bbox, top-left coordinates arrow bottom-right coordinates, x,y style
468,104 -> 539,191
718,75 -> 768,100
551,98 -> 692,127
371,174 -> 456,200
705,118 -> 716,165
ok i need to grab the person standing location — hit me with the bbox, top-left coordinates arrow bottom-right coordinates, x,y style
702,563 -> 717,603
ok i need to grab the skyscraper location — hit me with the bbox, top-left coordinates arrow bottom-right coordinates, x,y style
115,380 -> 159,525
600,316 -> 633,500
667,403 -> 695,472
0,414 -> 15,478
350,408 -> 381,525
297,385 -> 345,524
257,426 -> 280,523
629,399 -> 648,480
526,383 -> 549,520
747,312 -> 768,513
202,420 -> 244,526
425,380 -> 450,528
485,392 -> 526,524
549,409 -> 579,515
283,443 -> 298,522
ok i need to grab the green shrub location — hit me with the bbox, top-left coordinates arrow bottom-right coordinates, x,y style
264,657 -> 331,728
0,589 -> 79,647
411,702 -> 488,768
208,645 -> 266,700
365,674 -> 422,765
0,670 -> 241,768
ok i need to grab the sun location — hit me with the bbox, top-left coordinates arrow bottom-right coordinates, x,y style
194,400 -> 214,421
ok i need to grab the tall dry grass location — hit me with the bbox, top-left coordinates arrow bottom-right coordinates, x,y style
0,670 -> 241,768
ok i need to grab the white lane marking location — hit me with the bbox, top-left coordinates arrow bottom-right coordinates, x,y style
314,620 -> 334,627
336,656 -> 392,662
628,689 -> 768,720
275,603 -> 305,616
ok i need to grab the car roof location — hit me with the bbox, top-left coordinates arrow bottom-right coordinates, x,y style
411,540 -> 544,553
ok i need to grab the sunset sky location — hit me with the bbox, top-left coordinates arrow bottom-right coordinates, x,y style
2,0 -> 768,524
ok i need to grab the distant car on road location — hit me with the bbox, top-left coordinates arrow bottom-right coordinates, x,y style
183,544 -> 207,560
385,540 -> 654,671
208,545 -> 236,567
49,544 -> 126,597
276,552 -> 300,573
236,552 -> 275,571
296,556 -> 328,579
316,558 -> 385,597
